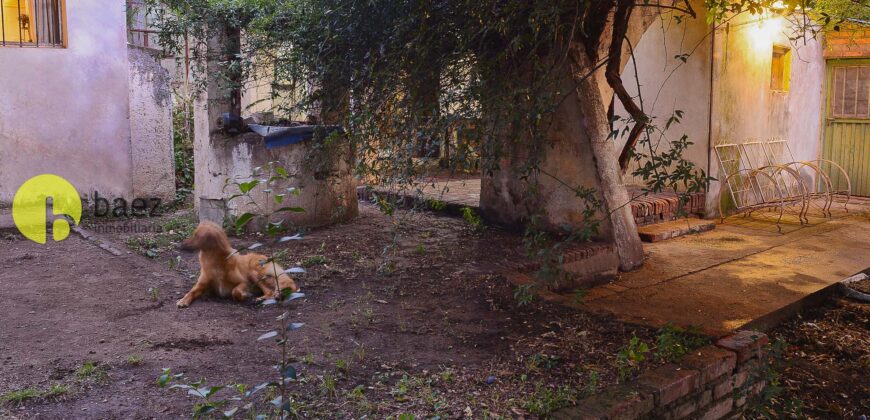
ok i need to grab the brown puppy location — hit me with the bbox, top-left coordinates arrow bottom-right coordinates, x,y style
176,221 -> 299,308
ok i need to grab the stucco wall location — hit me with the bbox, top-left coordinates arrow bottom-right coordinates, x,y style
707,14 -> 825,214
128,45 -> 175,202
614,4 -> 713,187
0,1 -> 133,202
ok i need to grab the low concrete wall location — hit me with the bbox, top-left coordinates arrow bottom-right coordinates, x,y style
194,132 -> 358,229
553,331 -> 770,419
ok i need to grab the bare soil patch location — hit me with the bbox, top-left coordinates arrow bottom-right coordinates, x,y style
1,205 -> 661,419
768,297 -> 870,418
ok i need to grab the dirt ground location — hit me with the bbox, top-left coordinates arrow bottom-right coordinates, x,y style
767,296 -> 870,418
0,205 -> 660,419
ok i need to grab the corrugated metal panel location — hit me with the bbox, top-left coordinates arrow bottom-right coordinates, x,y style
823,60 -> 870,196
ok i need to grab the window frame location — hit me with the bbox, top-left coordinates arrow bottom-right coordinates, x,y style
770,44 -> 792,93
0,0 -> 67,48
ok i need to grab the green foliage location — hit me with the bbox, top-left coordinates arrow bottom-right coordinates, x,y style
75,361 -> 107,382
654,324 -> 711,362
460,206 -> 483,231
0,383 -> 68,406
513,283 -> 536,306
745,338 -> 804,418
301,255 -> 330,267
0,388 -> 41,405
426,198 -> 447,212
520,383 -> 578,417
127,355 -> 145,366
172,91 -> 195,205
615,334 -> 650,381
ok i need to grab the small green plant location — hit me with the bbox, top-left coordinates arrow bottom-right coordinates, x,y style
460,206 -> 483,231
521,383 -> 577,416
427,198 -> 447,211
320,375 -> 337,398
75,361 -> 107,382
147,286 -> 159,302
335,358 -> 350,374
301,255 -> 330,267
0,388 -> 40,405
45,384 -> 67,399
616,334 -> 650,381
413,243 -> 426,255
529,353 -> 562,370
127,355 -> 144,366
583,370 -> 601,396
514,283 -> 536,306
654,323 -> 710,362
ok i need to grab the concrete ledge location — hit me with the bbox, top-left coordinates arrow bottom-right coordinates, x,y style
637,218 -> 715,242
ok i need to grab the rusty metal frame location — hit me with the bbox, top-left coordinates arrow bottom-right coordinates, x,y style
715,143 -> 809,232
765,138 -> 851,212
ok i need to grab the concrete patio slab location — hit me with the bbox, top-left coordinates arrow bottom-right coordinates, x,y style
583,199 -> 870,336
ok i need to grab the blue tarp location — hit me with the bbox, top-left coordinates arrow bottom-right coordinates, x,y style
249,124 -> 342,149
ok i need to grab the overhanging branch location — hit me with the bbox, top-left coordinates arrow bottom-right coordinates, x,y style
605,0 -> 648,172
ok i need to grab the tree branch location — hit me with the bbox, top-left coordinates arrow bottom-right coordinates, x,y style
605,0 -> 648,172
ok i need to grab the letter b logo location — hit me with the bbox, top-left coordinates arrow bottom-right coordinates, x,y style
12,174 -> 82,244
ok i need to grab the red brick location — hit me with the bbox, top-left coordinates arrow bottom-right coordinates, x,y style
551,384 -> 654,420
636,364 -> 700,406
680,346 -> 737,385
699,398 -> 733,420
715,331 -> 768,363
712,378 -> 734,399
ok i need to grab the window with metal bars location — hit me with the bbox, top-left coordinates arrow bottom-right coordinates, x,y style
832,65 -> 870,119
1,0 -> 64,47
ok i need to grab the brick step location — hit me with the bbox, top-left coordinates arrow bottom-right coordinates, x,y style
630,190 -> 706,227
503,242 -> 618,291
637,217 -> 716,243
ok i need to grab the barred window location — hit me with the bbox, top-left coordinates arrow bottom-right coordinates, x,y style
1,0 -> 65,47
832,65 -> 870,119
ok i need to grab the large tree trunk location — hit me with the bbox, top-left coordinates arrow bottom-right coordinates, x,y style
573,57 -> 644,271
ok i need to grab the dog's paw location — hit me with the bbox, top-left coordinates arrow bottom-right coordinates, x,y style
176,299 -> 190,309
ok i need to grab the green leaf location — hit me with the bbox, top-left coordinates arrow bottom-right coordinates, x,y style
239,180 -> 260,194
235,213 -> 255,230
275,206 -> 305,213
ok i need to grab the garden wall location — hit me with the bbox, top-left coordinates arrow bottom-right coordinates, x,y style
553,330 -> 770,419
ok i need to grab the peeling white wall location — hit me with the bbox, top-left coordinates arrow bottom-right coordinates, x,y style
0,1 -> 176,205
0,1 -> 133,202
614,4 -> 713,187
707,14 -> 825,214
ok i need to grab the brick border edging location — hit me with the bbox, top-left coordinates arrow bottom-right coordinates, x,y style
552,331 -> 770,420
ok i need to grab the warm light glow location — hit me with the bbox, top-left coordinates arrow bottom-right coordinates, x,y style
749,17 -> 783,50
